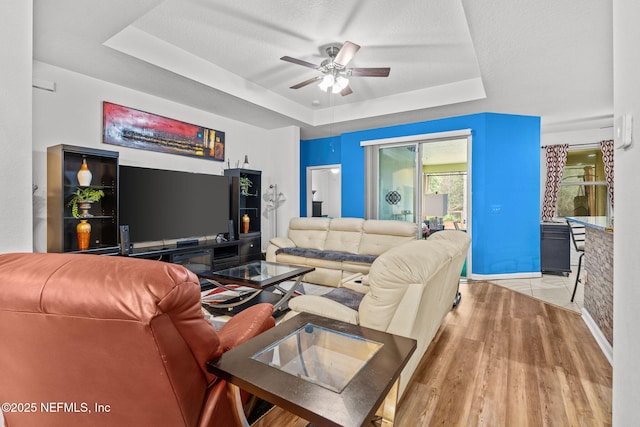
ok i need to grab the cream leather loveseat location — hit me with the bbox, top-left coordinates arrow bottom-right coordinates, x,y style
284,230 -> 471,397
265,217 -> 418,287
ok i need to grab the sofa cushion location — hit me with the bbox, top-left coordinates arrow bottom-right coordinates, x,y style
288,217 -> 331,250
324,218 -> 364,253
358,220 -> 418,256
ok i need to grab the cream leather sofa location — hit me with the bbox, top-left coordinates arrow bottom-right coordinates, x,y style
284,230 -> 471,397
265,217 -> 418,287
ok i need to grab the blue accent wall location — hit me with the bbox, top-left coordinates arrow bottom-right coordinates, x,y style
300,136 -> 341,215
300,112 -> 541,276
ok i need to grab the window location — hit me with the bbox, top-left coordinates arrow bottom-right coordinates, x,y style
556,148 -> 608,217
424,172 -> 467,223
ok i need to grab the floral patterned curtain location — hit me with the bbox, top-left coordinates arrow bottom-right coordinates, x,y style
600,139 -> 614,209
541,144 -> 569,220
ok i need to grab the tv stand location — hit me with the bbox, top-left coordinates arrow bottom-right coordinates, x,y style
126,239 -> 240,272
176,239 -> 199,248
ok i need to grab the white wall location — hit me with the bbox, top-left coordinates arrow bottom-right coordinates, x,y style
0,0 -> 33,253
262,125 -> 300,242
612,0 -> 640,424
32,62 -> 300,252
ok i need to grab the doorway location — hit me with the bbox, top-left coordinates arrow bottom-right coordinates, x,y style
306,165 -> 341,218
421,139 -> 468,232
363,130 -> 471,269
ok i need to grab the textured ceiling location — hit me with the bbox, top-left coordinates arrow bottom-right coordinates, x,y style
33,0 -> 613,140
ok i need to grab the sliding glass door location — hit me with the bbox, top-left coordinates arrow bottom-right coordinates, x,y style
378,145 -> 417,221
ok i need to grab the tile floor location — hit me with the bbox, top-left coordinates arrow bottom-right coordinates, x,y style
484,262 -> 584,313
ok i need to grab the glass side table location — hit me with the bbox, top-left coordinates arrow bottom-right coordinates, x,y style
207,312 -> 416,427
252,322 -> 384,393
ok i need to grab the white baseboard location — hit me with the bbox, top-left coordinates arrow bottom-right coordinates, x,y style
581,308 -> 613,365
469,271 -> 542,281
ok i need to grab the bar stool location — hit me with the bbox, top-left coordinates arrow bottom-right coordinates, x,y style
566,220 -> 586,302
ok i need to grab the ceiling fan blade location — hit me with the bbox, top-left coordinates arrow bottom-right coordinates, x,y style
333,41 -> 360,67
280,56 -> 320,70
349,67 -> 391,77
290,76 -> 323,89
340,85 -> 353,96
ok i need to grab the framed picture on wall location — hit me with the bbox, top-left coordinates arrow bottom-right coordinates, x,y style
102,101 -> 225,161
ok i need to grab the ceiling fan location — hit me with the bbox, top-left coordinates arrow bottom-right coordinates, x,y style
281,41 -> 390,96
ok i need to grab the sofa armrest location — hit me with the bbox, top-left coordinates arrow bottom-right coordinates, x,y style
269,236 -> 296,249
288,295 -> 359,324
265,237 -> 296,262
217,303 -> 275,352
339,273 -> 370,294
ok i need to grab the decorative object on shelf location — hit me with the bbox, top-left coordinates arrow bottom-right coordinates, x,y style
67,187 -> 104,218
77,157 -> 92,186
76,220 -> 91,251
243,155 -> 250,169
242,214 -> 250,234
239,176 -> 253,196
103,101 -> 225,161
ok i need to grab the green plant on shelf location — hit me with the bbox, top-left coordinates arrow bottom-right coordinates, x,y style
239,176 -> 253,195
67,187 -> 104,218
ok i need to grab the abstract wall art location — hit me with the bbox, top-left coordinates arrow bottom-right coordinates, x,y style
103,101 -> 225,161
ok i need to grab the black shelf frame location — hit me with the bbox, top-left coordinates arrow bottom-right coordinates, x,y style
225,168 -> 262,263
47,144 -> 119,253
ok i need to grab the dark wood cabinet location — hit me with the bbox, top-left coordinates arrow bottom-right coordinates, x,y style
238,233 -> 261,263
47,145 -> 119,253
312,201 -> 323,217
225,168 -> 262,263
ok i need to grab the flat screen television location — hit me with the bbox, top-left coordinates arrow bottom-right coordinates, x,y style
119,165 -> 229,244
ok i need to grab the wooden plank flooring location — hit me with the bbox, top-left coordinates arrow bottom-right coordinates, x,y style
253,280 -> 612,426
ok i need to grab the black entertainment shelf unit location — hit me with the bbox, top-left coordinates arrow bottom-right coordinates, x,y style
225,168 -> 262,263
47,144 -> 119,253
126,239 -> 241,272
93,239 -> 241,286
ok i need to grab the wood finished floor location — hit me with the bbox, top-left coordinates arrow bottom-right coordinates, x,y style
254,280 -> 612,426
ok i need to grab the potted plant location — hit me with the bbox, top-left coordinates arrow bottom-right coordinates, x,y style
239,176 -> 252,196
67,187 -> 104,218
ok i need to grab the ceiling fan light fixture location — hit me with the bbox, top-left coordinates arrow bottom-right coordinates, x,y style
332,76 -> 349,93
283,41 -> 389,96
318,75 -> 335,92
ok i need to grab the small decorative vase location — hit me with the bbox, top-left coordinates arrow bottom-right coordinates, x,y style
77,158 -> 92,186
78,201 -> 94,218
242,214 -> 250,234
77,220 -> 91,251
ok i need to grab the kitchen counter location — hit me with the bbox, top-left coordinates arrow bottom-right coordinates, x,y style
567,216 -> 613,348
566,215 -> 613,231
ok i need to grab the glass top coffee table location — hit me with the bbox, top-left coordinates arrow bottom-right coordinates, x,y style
199,261 -> 314,315
207,312 -> 417,426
